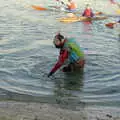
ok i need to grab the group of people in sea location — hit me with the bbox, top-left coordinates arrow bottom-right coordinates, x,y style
58,0 -> 94,17
47,0 -> 93,77
59,0 -> 120,21
48,0 -> 120,77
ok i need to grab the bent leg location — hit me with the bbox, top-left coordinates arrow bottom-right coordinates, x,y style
62,63 -> 74,72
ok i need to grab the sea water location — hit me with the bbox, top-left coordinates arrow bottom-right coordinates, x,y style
0,0 -> 120,109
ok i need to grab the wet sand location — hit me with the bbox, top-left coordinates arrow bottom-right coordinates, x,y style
0,101 -> 120,120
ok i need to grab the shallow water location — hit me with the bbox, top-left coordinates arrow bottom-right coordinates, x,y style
0,0 -> 120,109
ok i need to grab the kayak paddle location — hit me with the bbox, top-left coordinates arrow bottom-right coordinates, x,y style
31,5 -> 48,11
95,11 -> 103,15
105,22 -> 116,28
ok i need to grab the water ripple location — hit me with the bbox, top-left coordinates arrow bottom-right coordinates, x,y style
0,0 -> 120,108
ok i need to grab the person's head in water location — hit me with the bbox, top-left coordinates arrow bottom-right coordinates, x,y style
53,33 -> 65,48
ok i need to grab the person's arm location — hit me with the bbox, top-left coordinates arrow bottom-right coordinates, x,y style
89,8 -> 94,17
91,10 -> 94,17
48,49 -> 68,77
82,11 -> 85,16
82,8 -> 86,16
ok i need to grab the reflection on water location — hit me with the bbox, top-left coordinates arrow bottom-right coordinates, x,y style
53,69 -> 85,109
63,69 -> 84,91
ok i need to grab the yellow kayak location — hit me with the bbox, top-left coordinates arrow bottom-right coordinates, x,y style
116,9 -> 120,14
58,16 -> 108,23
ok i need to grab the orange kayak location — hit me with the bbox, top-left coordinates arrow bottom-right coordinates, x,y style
32,5 -> 48,11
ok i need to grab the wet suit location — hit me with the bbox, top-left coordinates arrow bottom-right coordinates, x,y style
48,38 -> 85,77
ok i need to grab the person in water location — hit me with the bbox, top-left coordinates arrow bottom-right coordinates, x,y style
66,0 -> 77,11
48,33 -> 85,77
82,4 -> 94,17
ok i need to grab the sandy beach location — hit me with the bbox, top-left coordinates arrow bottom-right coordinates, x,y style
0,101 -> 120,120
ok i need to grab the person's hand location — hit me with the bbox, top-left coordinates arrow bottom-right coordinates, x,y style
47,72 -> 53,77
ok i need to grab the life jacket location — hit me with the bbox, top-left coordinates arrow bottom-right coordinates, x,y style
63,38 -> 84,63
67,1 -> 77,10
83,8 -> 93,17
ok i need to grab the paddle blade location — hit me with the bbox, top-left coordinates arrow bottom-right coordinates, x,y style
105,22 -> 116,28
32,5 -> 47,11
95,12 -> 103,15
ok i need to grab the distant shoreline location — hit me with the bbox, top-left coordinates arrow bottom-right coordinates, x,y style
0,101 -> 120,120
